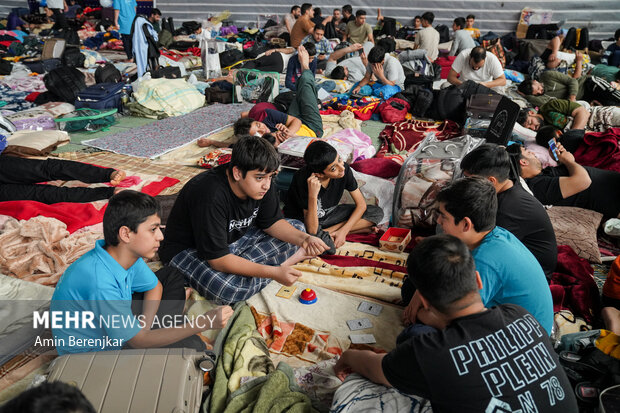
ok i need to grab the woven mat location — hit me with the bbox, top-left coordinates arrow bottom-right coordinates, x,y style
56,151 -> 203,196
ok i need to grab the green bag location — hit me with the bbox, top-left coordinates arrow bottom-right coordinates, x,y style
54,108 -> 118,132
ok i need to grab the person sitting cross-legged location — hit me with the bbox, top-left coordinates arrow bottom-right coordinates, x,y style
333,234 -> 577,413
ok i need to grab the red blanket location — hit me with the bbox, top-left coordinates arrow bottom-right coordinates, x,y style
0,176 -> 178,233
574,128 -> 620,173
377,118 -> 462,156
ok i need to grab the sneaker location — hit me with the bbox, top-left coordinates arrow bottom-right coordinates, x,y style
316,229 -> 336,255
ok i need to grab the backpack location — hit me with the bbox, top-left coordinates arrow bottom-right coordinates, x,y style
243,42 -> 269,59
377,97 -> 410,123
376,37 -> 396,53
397,85 -> 433,118
22,58 -> 62,74
219,49 -> 245,69
404,73 -> 433,91
380,17 -> 397,37
44,66 -> 86,102
60,30 -> 80,46
151,66 -> 182,79
75,82 -> 125,110
95,63 -> 122,84
62,46 -> 85,67
435,24 -> 450,43
0,59 -> 12,75
205,86 -> 233,104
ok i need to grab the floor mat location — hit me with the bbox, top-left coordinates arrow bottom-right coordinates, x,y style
83,103 -> 253,158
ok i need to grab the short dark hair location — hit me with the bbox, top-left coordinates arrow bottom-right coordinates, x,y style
517,79 -> 534,95
103,190 -> 160,247
314,23 -> 325,32
368,46 -> 386,64
302,41 -> 317,56
436,177 -> 497,232
314,7 -> 321,16
342,4 -> 352,14
233,117 -> 253,137
355,9 -> 366,17
535,125 -> 561,147
461,143 -> 511,182
467,14 -> 475,20
330,65 -> 346,80
516,107 -> 531,126
407,234 -> 478,314
301,3 -> 313,15
229,135 -> 279,177
304,140 -> 338,173
453,17 -> 466,30
333,7 -> 341,13
616,28 -> 620,41
0,381 -> 96,413
506,143 -> 524,176
470,46 -> 486,63
150,8 -> 161,16
291,5 -> 300,13
421,12 -> 434,24
414,15 -> 421,20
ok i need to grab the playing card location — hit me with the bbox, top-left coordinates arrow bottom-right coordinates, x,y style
276,285 -> 296,299
346,318 -> 373,331
358,301 -> 383,316
349,334 -> 376,344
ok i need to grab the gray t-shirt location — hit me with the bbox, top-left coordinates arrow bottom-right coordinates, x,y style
366,54 -> 406,89
450,29 -> 476,56
325,56 -> 366,83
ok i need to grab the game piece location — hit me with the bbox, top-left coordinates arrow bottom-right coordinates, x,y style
276,285 -> 296,299
358,301 -> 383,316
299,288 -> 317,304
346,318 -> 373,331
349,333 -> 376,344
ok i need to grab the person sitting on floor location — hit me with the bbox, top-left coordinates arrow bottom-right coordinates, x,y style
325,43 -> 367,83
518,67 -> 620,107
341,4 -> 354,24
461,143 -> 557,278
234,45 -> 324,144
283,140 -> 383,254
330,8 -> 347,40
602,28 -> 620,68
51,191 -> 234,354
413,12 -> 440,62
0,156 -> 125,204
402,177 -> 553,335
507,142 -> 620,221
290,3 -> 315,48
449,17 -> 475,56
158,136 -> 328,305
343,9 -> 374,45
447,46 -> 506,93
285,41 -> 318,90
351,45 -> 406,96
517,99 -> 620,132
334,234 -> 577,413
0,381 -> 96,413
301,23 -> 333,71
464,14 -> 481,41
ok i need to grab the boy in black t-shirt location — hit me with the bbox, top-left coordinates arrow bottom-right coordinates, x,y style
283,140 -> 383,253
334,234 -> 577,413
159,136 -> 328,304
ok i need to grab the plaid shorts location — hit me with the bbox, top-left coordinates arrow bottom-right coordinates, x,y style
169,219 -> 304,304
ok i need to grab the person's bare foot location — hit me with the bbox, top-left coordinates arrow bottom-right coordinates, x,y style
282,247 -> 313,266
113,187 -> 127,195
297,45 -> 310,71
197,137 -> 213,147
110,170 -> 126,185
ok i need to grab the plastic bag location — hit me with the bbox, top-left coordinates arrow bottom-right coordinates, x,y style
233,69 -> 279,103
54,108 -> 117,132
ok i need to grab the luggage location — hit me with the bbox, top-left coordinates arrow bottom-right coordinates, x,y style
75,82 -> 125,110
41,38 -> 66,60
243,42 -> 269,59
435,24 -> 450,43
396,84 -> 433,118
44,66 -> 87,102
377,97 -> 410,123
151,66 -> 182,79
233,69 -> 279,104
22,57 -> 62,74
47,348 -> 209,413
376,36 -> 396,53
95,63 -> 122,84
404,73 -> 433,91
62,46 -> 85,68
466,93 -> 503,120
525,24 -> 559,40
55,108 -> 118,132
219,49 -> 245,68
205,86 -> 233,104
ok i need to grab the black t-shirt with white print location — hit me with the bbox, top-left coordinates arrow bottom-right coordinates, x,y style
283,163 -> 357,221
382,304 -> 578,413
159,165 -> 283,263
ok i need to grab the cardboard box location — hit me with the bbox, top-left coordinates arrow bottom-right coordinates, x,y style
515,8 -> 553,39
379,227 -> 412,252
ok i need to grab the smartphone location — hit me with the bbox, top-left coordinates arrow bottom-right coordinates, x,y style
548,139 -> 559,161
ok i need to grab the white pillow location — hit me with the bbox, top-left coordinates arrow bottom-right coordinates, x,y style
512,122 -> 537,143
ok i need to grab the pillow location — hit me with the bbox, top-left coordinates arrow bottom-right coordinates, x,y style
547,206 -> 603,263
512,122 -> 537,143
351,157 -> 402,179
504,69 -> 525,83
4,130 -> 70,156
524,142 -> 558,169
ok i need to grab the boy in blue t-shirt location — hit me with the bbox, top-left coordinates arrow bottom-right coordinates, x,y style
284,140 -> 383,253
51,190 -> 233,354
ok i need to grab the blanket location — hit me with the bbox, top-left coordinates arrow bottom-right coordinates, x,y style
320,97 -> 382,121
84,103 -> 253,158
0,216 -> 101,286
209,304 -> 316,413
0,169 -> 179,233
247,281 -> 404,368
574,128 -> 620,173
293,242 -> 406,303
377,119 -> 462,156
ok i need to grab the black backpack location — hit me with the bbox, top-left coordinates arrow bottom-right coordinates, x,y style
219,49 -> 245,68
435,25 -> 450,43
60,30 -> 80,46
62,46 -> 85,68
44,66 -> 86,103
377,37 -> 396,53
95,63 -> 122,83
0,59 -> 12,75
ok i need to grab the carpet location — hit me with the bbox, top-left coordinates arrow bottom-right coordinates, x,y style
83,103 -> 253,159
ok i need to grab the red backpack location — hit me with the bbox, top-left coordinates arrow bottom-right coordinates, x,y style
377,97 -> 410,123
